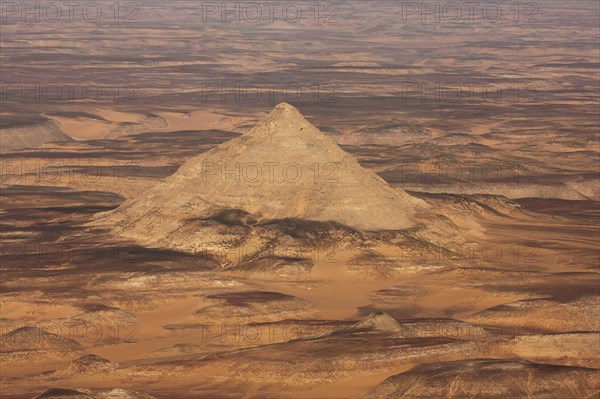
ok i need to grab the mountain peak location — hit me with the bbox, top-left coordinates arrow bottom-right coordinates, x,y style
270,102 -> 305,120
273,102 -> 300,113
99,104 -> 427,251
244,102 -> 318,142
355,311 -> 403,333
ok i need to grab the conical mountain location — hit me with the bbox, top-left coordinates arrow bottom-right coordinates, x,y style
354,311 -> 403,333
100,103 -> 427,248
0,326 -> 83,352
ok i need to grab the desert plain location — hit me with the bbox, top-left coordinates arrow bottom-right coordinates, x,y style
0,1 -> 599,398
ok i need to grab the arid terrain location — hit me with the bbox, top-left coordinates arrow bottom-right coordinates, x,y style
1,1 -> 599,398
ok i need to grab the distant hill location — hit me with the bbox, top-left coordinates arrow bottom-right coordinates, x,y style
0,119 -> 72,152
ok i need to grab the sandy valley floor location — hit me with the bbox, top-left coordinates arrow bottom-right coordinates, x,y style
1,1 -> 599,398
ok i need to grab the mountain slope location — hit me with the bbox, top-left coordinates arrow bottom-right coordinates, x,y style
97,103 -> 429,250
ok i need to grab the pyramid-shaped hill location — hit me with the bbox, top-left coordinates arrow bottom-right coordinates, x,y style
98,103 -> 429,249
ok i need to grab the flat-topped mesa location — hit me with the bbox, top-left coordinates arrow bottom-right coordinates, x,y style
99,103 -> 428,249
